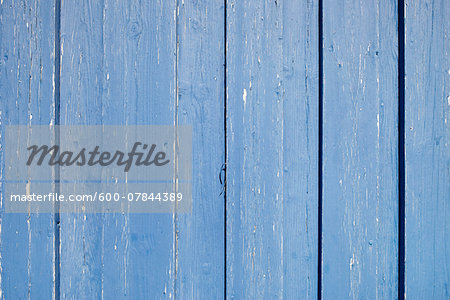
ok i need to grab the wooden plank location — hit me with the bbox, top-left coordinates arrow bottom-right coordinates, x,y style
321,0 -> 398,298
0,0 -> 56,298
176,0 -> 225,299
59,0 -> 177,298
99,1 -> 178,298
404,0 -> 449,298
59,1 -> 104,298
226,0 -> 318,298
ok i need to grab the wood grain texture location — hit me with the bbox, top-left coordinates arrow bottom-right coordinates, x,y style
404,0 -> 449,298
59,0 -> 224,299
226,0 -> 318,298
59,0 -> 177,298
2,0 -> 449,299
98,1 -> 177,298
176,0 -> 225,299
59,0 -> 104,298
0,0 -> 56,299
321,0 -> 398,298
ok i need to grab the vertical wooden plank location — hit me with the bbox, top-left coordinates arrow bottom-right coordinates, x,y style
103,1 -> 176,299
100,1 -> 177,298
322,0 -> 398,298
101,1 -> 177,298
176,0 -> 225,299
59,0 -> 104,297
59,0 -> 177,298
281,2 -> 318,298
0,0 -> 56,298
226,0 -> 318,298
404,0 -> 449,298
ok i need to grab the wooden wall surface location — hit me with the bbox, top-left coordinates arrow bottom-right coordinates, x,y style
1,0 -> 448,299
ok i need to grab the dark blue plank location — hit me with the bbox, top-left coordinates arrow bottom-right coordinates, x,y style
226,0 -> 318,298
405,0 -> 449,298
322,0 -> 398,298
0,0 -> 56,298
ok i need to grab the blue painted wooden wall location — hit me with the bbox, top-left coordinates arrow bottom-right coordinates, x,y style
0,0 -> 448,299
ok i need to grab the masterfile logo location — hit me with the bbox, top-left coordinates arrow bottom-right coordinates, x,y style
26,142 -> 170,172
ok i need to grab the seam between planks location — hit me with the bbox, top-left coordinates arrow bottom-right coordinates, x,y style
54,0 -> 62,299
223,0 -> 228,299
318,0 -> 323,298
398,0 -> 406,298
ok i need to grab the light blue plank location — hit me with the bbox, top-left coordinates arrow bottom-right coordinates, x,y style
176,0 -> 225,299
59,0 -> 104,298
281,2 -> 319,298
0,0 -> 56,298
100,1 -> 177,298
59,0 -> 177,298
404,0 -> 449,298
322,0 -> 398,298
226,0 -> 318,298
100,0 -> 177,298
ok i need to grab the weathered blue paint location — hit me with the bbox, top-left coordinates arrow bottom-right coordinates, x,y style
176,0 -> 225,299
59,0 -> 177,298
226,0 -> 318,298
405,0 -> 449,298
0,0 -> 56,298
322,0 -> 399,298
1,0 -> 449,299
58,0 -> 224,299
59,0 -> 104,298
